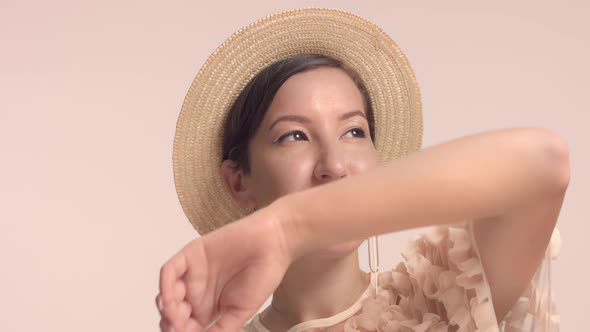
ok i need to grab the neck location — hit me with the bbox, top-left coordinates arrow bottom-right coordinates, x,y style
260,248 -> 370,330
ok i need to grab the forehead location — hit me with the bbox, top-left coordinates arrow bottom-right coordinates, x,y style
266,66 -> 364,117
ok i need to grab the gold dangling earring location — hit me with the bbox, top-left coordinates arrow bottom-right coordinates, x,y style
368,235 -> 380,296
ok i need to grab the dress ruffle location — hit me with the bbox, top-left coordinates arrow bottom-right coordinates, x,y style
343,222 -> 560,332
243,222 -> 560,332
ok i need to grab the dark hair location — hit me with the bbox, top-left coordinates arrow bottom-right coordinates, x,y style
222,53 -> 375,175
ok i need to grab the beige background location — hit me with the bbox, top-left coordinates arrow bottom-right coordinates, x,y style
1,0 -> 587,331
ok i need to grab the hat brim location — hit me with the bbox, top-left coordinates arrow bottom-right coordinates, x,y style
173,7 -> 423,235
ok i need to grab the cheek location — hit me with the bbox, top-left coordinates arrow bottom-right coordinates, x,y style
347,146 -> 378,174
252,149 -> 316,203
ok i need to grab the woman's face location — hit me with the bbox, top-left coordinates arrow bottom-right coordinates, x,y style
241,66 -> 379,256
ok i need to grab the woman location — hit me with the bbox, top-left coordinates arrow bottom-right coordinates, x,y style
157,8 -> 568,332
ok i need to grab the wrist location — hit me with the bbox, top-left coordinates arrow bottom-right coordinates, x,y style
266,192 -> 310,262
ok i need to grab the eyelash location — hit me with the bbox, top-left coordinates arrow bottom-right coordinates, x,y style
275,127 -> 366,143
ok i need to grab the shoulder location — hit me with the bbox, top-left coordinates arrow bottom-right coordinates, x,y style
346,223 -> 499,331
388,222 -> 559,330
403,223 -> 498,328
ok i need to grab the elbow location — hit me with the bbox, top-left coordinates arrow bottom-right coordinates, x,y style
532,128 -> 571,191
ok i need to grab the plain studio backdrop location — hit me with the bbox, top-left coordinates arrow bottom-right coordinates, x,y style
0,1 -> 587,331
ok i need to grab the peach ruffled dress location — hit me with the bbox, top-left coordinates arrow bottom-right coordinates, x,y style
242,221 -> 561,332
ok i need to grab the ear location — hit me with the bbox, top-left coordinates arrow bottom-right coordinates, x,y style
220,159 -> 257,210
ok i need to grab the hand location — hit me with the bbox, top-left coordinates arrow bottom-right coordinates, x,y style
156,208 -> 293,332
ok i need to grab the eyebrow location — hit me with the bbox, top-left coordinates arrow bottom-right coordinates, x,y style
268,110 -> 366,132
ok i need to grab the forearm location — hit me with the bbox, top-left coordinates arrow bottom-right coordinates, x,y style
273,127 -> 568,259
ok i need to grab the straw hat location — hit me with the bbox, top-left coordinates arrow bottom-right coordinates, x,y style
173,7 -> 423,236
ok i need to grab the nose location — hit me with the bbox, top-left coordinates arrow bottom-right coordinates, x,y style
313,144 -> 348,184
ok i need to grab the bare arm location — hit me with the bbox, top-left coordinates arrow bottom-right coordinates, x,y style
273,127 -> 570,321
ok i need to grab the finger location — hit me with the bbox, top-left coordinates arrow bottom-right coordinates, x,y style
174,280 -> 186,301
159,318 -> 174,332
206,308 -> 251,332
157,281 -> 185,314
159,251 -> 189,307
155,293 -> 164,314
180,317 -> 202,332
155,292 -> 183,316
160,299 -> 193,329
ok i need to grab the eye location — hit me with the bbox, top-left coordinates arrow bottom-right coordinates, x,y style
276,130 -> 308,143
342,127 -> 366,139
